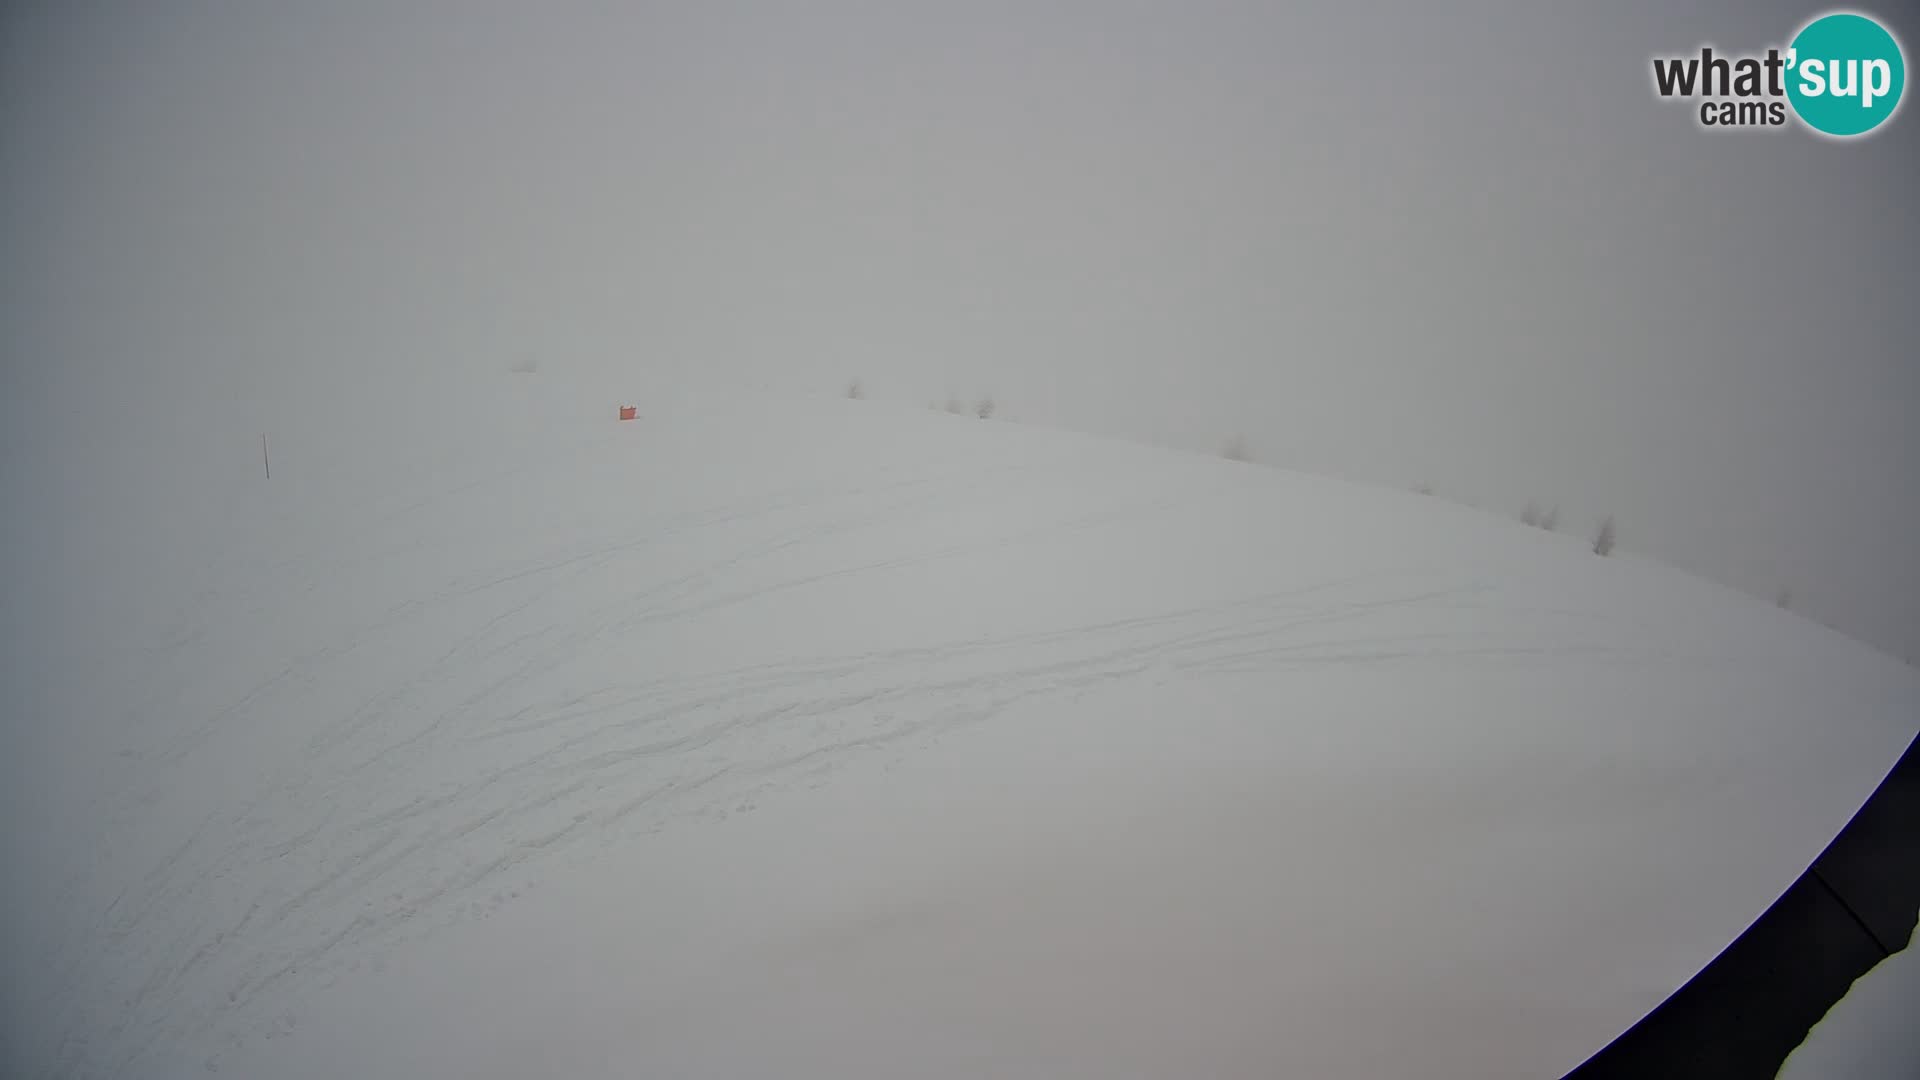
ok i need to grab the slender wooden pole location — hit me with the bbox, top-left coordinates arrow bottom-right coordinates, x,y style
263,433 -> 271,479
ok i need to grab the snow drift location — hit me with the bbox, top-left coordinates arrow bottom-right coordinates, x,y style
3,373 -> 1915,1079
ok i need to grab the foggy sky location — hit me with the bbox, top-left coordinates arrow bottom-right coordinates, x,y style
3,1 -> 1916,660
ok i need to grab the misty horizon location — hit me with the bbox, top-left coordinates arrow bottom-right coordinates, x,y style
7,1 -> 1914,663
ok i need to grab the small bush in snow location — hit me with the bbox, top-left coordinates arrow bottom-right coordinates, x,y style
1520,501 -> 1559,531
1221,434 -> 1251,462
1593,515 -> 1616,556
1414,482 -> 1434,496
975,396 -> 995,420
1777,588 -> 1793,610
945,396 -> 966,415
847,379 -> 864,400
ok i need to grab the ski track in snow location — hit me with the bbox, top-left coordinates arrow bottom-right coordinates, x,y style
57,501 -> 1568,1072
16,394 -> 1896,1078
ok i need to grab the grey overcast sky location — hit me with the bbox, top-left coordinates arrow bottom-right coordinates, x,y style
3,1 -> 1916,659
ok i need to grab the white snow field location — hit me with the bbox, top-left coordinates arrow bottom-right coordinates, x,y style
3,373 -> 1916,1079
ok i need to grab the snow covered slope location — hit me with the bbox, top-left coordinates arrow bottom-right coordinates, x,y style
3,374 -> 1916,1079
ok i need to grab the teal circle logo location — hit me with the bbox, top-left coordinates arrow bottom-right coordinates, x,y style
1786,12 -> 1905,137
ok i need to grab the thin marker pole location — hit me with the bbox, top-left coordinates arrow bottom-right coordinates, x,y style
263,433 -> 271,479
